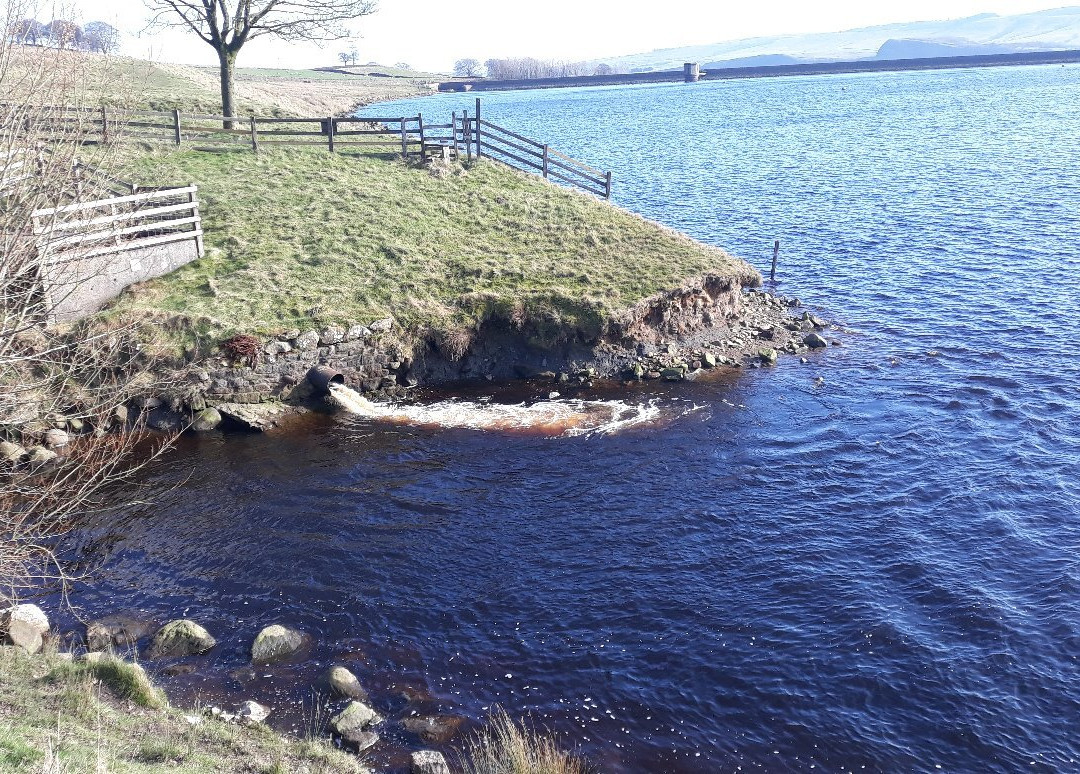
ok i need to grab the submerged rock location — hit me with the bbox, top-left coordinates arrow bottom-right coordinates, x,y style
86,614 -> 154,652
251,624 -> 305,663
411,750 -> 452,774
759,348 -> 778,365
147,620 -> 217,659
402,714 -> 467,744
327,665 -> 368,701
1,604 -> 50,653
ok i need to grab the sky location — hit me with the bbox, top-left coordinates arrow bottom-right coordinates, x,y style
27,0 -> 1078,72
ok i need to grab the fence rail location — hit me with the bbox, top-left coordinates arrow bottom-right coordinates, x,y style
10,100 -> 613,198
32,184 -> 204,261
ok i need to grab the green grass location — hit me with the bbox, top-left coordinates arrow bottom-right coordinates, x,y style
0,647 -> 368,773
112,147 -> 753,348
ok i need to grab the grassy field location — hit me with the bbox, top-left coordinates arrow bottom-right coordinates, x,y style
7,46 -> 436,116
0,647 -> 366,773
113,147 -> 751,347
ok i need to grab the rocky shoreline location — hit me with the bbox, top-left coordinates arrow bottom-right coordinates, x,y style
3,603 -> 454,773
143,285 -> 832,435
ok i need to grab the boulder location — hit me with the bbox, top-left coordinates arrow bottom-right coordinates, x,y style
660,367 -> 684,382
327,665 -> 368,701
147,620 -> 217,659
215,403 -> 287,433
804,333 -> 828,349
402,714 -> 466,744
701,351 -> 717,368
86,614 -> 154,652
294,330 -> 320,350
319,326 -> 346,346
191,408 -> 223,432
1,604 -> 50,653
251,624 -> 305,663
238,700 -> 271,724
26,446 -> 57,466
0,441 -> 26,464
759,348 -> 778,365
411,750 -> 452,774
368,317 -> 394,334
345,324 -> 371,341
329,700 -> 382,748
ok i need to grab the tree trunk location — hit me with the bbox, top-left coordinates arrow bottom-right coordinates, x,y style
218,49 -> 237,129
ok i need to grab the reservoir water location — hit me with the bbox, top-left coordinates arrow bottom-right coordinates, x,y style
64,65 -> 1080,771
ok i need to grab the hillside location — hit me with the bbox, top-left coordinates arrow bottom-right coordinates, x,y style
6,45 -> 436,116
611,7 -> 1080,71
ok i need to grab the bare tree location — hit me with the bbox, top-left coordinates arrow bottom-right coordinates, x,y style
347,45 -> 358,66
144,0 -> 377,126
453,57 -> 481,78
337,49 -> 349,66
2,0 -> 178,606
594,63 -> 615,76
82,21 -> 120,54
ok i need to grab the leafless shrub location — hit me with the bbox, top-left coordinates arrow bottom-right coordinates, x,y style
1,0 -> 178,607
222,333 -> 260,367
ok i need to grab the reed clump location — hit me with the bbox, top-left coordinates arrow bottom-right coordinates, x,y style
460,709 -> 594,774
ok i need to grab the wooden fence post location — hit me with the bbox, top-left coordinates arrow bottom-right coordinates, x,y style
605,171 -> 612,199
418,113 -> 425,161
770,239 -> 780,281
250,116 -> 258,152
327,116 -> 335,152
452,111 -> 459,159
400,118 -> 408,158
190,184 -> 203,257
101,105 -> 108,143
475,98 -> 482,158
542,145 -> 549,179
172,109 -> 181,146
463,110 -> 472,162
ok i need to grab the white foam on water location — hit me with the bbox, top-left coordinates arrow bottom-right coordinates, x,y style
328,383 -> 662,436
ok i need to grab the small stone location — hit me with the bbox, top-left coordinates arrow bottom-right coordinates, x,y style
645,371 -> 661,380
759,348 -> 778,365
701,352 -> 717,368
238,700 -> 270,724
183,715 -> 203,727
411,750 -> 452,774
294,330 -> 320,350
112,405 -> 129,425
804,333 -> 828,349
660,367 -> 684,382
251,624 -> 305,663
1,604 -> 50,653
327,665 -> 368,701
67,418 -> 84,432
147,620 -> 217,659
44,429 -> 69,448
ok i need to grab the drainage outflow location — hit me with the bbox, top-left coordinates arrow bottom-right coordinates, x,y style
307,366 -> 345,395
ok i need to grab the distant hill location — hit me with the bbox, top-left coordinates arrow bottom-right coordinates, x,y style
609,7 -> 1080,71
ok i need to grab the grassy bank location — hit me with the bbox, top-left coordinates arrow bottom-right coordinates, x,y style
0,647 -> 366,773
113,147 -> 751,349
